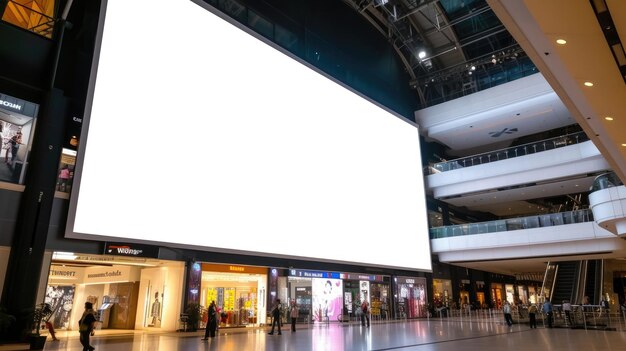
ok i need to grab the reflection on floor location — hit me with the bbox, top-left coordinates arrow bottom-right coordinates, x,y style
9,317 -> 626,351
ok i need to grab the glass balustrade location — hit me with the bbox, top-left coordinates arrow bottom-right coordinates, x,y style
591,172 -> 623,192
429,209 -> 593,239
429,131 -> 589,174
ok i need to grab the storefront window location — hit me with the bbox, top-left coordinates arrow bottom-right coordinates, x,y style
395,276 -> 427,318
200,263 -> 267,327
55,148 -> 75,193
0,93 -> 38,185
491,283 -> 503,309
1,0 -> 56,38
46,252 -> 185,331
433,279 -> 452,308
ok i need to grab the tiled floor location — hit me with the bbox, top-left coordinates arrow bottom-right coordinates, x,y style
8,318 -> 626,350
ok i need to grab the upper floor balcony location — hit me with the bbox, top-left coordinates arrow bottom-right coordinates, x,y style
589,172 -> 626,236
430,209 -> 625,263
426,137 -> 609,201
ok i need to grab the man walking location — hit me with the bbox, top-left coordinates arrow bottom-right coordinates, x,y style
542,299 -> 553,328
268,299 -> 282,335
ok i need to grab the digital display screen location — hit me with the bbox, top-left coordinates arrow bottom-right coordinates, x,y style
66,0 -> 432,272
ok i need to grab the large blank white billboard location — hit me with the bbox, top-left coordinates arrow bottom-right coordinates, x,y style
66,0 -> 432,272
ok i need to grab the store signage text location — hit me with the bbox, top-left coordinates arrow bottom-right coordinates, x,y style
73,116 -> 83,123
107,246 -> 143,256
341,273 -> 383,281
0,99 -> 21,111
87,269 -> 123,279
396,276 -> 425,285
50,269 -> 76,277
289,269 -> 340,279
104,242 -> 159,258
229,266 -> 245,272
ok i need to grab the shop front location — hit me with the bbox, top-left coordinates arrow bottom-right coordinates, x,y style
200,263 -> 267,327
45,251 -> 184,332
394,276 -> 427,318
0,92 -> 38,184
433,279 -> 452,309
285,270 -> 390,323
490,283 -> 504,309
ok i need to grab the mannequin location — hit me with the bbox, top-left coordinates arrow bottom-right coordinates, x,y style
150,291 -> 161,327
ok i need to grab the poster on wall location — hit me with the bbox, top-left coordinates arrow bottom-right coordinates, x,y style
45,285 -> 75,329
311,278 -> 342,322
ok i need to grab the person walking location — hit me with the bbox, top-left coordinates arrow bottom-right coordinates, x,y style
562,300 -> 572,326
528,303 -> 538,329
503,301 -> 513,327
360,300 -> 370,327
290,299 -> 298,332
78,302 -> 96,351
201,301 -> 218,340
268,299 -> 282,335
542,299 -> 553,328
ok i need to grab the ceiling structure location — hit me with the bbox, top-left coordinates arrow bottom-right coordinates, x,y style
341,0 -> 530,108
343,0 -> 626,276
488,0 -> 626,185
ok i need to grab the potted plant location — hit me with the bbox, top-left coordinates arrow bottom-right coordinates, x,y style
26,303 -> 53,350
184,303 -> 202,331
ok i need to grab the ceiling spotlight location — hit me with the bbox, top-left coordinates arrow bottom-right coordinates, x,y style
471,65 -> 476,71
605,116 -> 614,121
622,143 -> 626,147
556,39 -> 567,45
418,50 -> 426,59
584,81 -> 594,87
491,58 -> 497,64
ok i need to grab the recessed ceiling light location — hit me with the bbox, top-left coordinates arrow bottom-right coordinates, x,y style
556,39 -> 567,45
605,116 -> 614,121
622,143 -> 626,147
584,81 -> 594,87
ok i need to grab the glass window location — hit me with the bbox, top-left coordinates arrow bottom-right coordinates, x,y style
2,0 -> 56,38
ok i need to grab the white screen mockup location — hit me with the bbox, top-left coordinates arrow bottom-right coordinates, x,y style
66,0 -> 432,272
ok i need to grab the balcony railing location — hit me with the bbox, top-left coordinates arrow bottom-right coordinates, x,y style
430,209 -> 593,239
429,131 -> 589,174
591,172 -> 624,192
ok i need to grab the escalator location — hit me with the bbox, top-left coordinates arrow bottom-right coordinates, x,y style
550,261 -> 580,303
583,260 -> 602,304
542,260 -> 603,304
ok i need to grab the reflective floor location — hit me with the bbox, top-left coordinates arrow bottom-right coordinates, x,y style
9,318 -> 626,350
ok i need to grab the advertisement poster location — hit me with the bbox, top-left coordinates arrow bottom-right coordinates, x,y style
45,285 -> 75,329
311,278 -> 343,322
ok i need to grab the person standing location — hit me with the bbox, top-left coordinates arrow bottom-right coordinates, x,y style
290,299 -> 298,332
360,300 -> 370,327
202,301 -> 218,340
542,299 -> 553,328
503,301 -> 513,327
562,300 -> 572,326
268,299 -> 282,335
5,131 -> 21,164
78,302 -> 96,351
528,303 -> 538,329
57,165 -> 71,192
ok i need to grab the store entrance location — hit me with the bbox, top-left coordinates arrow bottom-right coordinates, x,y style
45,252 -> 185,333
200,264 -> 267,328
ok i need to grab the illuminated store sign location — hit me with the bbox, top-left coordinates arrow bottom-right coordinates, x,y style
289,269 -> 341,279
0,99 -> 21,111
288,270 -> 383,281
104,242 -> 159,258
0,93 -> 38,117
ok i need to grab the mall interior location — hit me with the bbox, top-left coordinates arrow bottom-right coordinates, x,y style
1,0 -> 626,350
